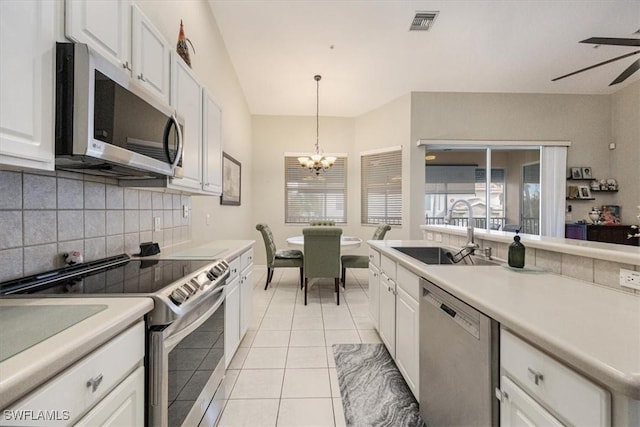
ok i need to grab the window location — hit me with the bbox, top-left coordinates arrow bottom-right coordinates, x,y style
361,148 -> 402,225
285,156 -> 347,224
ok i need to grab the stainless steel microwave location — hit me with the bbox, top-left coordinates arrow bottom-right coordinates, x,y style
55,42 -> 183,180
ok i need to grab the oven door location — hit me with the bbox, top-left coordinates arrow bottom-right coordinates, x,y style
149,287 -> 225,427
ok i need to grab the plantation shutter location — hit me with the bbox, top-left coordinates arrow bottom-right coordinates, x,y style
361,148 -> 402,225
285,156 -> 347,224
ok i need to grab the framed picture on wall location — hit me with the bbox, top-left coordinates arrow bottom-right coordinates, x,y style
220,152 -> 241,206
578,185 -> 592,199
581,167 -> 593,179
570,167 -> 583,179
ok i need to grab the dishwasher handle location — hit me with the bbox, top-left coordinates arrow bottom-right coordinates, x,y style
440,303 -> 457,318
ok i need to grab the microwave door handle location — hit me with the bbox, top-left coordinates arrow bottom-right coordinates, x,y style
164,114 -> 183,171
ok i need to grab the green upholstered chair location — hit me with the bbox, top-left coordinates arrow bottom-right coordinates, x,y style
256,223 -> 303,290
341,224 -> 391,287
309,220 -> 336,226
302,227 -> 343,305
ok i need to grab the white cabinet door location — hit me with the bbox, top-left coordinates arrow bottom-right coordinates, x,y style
500,376 -> 564,427
65,0 -> 131,72
131,4 -> 170,103
224,275 -> 240,367
0,0 -> 55,170
379,272 -> 396,358
202,90 -> 223,195
395,287 -> 419,399
239,265 -> 253,337
75,366 -> 144,427
170,55 -> 203,191
368,264 -> 380,330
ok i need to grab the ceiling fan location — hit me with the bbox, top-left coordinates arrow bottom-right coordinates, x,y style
552,37 -> 640,86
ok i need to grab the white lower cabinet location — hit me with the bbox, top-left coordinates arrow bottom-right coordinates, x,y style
1,322 -> 145,426
499,328 -> 610,427
225,246 -> 253,366
368,263 -> 380,329
395,286 -> 419,399
74,366 -> 144,426
378,271 -> 396,358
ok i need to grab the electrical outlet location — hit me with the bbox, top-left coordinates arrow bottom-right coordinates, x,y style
435,233 -> 442,243
206,214 -> 211,225
153,216 -> 161,232
183,204 -> 189,218
620,268 -> 640,290
426,232 -> 433,241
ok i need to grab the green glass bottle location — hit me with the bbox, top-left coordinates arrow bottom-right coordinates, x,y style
508,232 -> 525,268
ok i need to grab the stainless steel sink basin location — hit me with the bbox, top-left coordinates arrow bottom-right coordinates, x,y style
391,246 -> 500,266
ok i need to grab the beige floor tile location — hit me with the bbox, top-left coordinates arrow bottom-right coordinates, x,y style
276,398 -> 335,427
286,346 -> 328,368
333,397 -> 347,427
252,330 -> 291,347
218,398 -> 279,427
324,330 -> 361,346
243,347 -> 288,369
239,331 -> 256,347
230,369 -> 284,399
358,329 -> 382,344
326,347 -> 336,368
229,347 -> 249,369
328,368 -> 340,397
214,369 -> 240,400
352,315 -> 375,330
323,315 -> 356,330
260,315 -> 294,330
289,330 -> 326,347
291,316 -> 325,330
281,368 -> 331,398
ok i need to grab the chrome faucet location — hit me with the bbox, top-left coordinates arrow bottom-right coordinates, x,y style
445,199 -> 479,250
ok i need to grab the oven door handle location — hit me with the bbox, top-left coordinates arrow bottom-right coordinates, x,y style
164,287 -> 225,350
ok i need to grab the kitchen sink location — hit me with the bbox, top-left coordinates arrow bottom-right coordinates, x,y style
391,246 -> 500,266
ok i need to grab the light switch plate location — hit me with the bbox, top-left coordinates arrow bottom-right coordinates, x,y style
620,268 -> 640,290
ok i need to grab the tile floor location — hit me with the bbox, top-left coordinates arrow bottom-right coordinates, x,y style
215,266 -> 380,427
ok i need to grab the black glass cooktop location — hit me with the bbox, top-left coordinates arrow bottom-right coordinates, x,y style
0,255 -> 213,296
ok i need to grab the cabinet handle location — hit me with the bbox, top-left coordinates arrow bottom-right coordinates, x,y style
122,61 -> 131,70
138,73 -> 146,82
86,374 -> 104,393
527,367 -> 544,385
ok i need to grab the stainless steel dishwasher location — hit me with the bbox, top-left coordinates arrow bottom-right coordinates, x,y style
419,278 -> 499,427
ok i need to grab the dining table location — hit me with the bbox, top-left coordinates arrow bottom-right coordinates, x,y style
286,235 -> 363,249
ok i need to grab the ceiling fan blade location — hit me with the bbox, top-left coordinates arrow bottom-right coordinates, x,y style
580,37 -> 640,47
552,50 -> 640,81
610,58 -> 640,85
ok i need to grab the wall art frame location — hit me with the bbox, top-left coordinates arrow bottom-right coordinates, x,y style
221,152 -> 241,206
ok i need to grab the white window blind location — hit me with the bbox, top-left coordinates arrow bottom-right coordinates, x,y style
285,156 -> 347,224
361,148 -> 402,225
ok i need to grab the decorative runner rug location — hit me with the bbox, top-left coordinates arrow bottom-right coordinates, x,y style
333,344 -> 426,427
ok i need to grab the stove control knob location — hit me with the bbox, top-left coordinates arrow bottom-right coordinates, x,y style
169,287 -> 189,305
184,282 -> 198,294
189,278 -> 201,290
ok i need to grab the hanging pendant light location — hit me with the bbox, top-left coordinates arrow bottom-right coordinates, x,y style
298,75 -> 336,176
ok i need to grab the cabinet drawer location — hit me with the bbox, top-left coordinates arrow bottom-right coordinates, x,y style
3,322 -> 145,426
380,254 -> 396,280
501,329 -> 610,426
240,248 -> 254,270
368,248 -> 380,268
227,256 -> 241,280
396,264 -> 420,301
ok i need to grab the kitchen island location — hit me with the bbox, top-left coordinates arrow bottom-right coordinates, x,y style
369,239 -> 640,426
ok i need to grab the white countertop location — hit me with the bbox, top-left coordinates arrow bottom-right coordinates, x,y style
369,239 -> 640,399
0,298 -> 153,409
139,239 -> 254,262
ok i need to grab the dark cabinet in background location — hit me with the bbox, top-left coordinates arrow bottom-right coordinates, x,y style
565,224 -> 639,246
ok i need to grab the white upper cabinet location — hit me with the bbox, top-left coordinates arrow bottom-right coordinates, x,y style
131,4 -> 170,103
0,0 -> 55,170
170,55 -> 203,191
65,0 -> 132,72
202,90 -> 223,195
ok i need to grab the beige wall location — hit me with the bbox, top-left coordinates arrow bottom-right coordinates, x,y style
610,80 -> 640,223
136,1 -> 254,243
409,92 -> 613,237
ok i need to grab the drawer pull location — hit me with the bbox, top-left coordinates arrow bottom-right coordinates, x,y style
86,374 -> 104,393
527,367 -> 544,385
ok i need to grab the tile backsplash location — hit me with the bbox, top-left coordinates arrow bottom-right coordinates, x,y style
0,170 -> 190,282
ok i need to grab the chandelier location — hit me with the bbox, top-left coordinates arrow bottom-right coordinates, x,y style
298,75 -> 336,176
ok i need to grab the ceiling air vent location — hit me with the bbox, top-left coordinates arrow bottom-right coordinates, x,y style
410,11 -> 438,31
